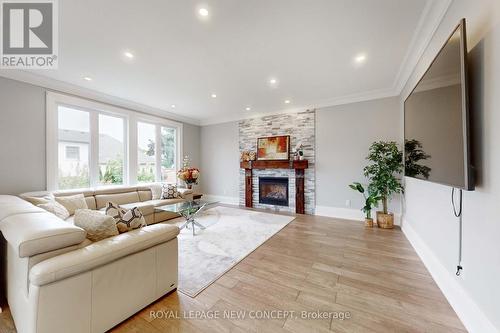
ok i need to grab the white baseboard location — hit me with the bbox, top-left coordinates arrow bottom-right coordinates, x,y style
402,220 -> 498,333
315,206 -> 364,221
203,194 -> 239,206
315,205 -> 401,225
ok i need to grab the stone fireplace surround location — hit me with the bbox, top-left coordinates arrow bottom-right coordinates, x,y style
238,110 -> 315,214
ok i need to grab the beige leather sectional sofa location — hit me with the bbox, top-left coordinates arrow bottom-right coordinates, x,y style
0,185 -> 193,333
50,185 -> 194,225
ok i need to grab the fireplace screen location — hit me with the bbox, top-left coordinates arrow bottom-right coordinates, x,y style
259,177 -> 289,206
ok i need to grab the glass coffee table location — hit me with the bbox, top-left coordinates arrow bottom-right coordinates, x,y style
155,200 -> 218,236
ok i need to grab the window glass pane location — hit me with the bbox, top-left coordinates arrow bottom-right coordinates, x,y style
99,114 -> 125,185
160,127 -> 176,182
58,106 -> 90,189
137,122 -> 156,182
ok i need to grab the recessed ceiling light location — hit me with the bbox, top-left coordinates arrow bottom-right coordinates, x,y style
284,100 -> 291,104
171,104 -> 176,108
199,8 -> 209,17
124,51 -> 134,59
354,53 -> 367,64
211,93 -> 217,98
269,78 -> 277,85
245,107 -> 251,111
83,76 -> 92,81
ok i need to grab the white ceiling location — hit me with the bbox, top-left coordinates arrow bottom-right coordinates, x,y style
1,0 -> 453,125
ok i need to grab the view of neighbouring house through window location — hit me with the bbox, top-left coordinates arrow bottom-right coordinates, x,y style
58,107 -> 90,189
99,114 -> 125,185
161,126 -> 176,182
137,122 -> 156,182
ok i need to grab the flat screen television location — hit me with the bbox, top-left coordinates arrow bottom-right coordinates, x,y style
404,18 -> 474,190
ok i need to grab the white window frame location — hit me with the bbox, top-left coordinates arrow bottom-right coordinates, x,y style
46,92 -> 183,191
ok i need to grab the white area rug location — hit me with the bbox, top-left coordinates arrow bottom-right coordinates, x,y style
170,206 -> 295,297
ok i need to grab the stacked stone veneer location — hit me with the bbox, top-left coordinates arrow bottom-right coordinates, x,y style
239,110 -> 315,214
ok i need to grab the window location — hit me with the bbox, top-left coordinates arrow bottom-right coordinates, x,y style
161,126 -> 176,182
137,122 -> 156,183
65,146 -> 80,160
58,107 -> 90,189
47,92 -> 182,190
99,114 -> 125,185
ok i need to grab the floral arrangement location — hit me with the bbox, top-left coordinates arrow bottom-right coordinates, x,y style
177,156 -> 199,189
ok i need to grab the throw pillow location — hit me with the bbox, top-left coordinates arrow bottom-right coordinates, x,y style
105,202 -> 146,233
24,196 -> 51,206
161,184 -> 179,199
74,209 -> 119,242
37,201 -> 70,220
149,183 -> 163,200
117,207 -> 147,233
105,201 -> 126,222
55,194 -> 88,216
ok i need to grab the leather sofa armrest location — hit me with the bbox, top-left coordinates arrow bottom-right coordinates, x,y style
0,212 -> 86,257
29,223 -> 180,286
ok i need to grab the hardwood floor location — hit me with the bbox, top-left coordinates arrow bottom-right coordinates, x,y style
0,212 -> 466,333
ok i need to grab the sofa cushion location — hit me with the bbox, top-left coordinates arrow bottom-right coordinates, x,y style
148,198 -> 185,207
0,211 -> 86,257
95,192 -> 140,210
29,223 -> 179,286
138,189 -> 153,202
154,211 -> 180,223
55,194 -> 89,216
22,196 -> 51,206
119,201 -> 155,216
74,209 -> 119,242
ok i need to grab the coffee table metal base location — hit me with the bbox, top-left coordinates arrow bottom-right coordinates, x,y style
178,202 -> 208,236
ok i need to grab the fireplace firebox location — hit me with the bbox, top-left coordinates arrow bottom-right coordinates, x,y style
259,177 -> 289,206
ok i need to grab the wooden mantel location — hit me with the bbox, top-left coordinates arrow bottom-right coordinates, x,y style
240,160 -> 308,170
240,160 -> 309,214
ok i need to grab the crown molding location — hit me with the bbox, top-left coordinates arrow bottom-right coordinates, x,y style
0,0 -> 452,128
0,70 -> 201,126
392,0 -> 454,94
199,87 -> 398,126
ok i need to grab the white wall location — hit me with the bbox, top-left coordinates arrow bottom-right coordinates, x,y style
199,98 -> 402,213
401,0 -> 500,331
316,97 -> 402,220
0,77 -> 47,194
199,121 -> 239,202
0,76 -> 201,195
183,122 -> 201,169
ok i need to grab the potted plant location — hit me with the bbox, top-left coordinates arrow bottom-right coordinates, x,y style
363,141 -> 404,229
348,182 -> 380,227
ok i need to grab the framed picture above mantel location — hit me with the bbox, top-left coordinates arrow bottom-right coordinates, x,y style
257,135 -> 290,161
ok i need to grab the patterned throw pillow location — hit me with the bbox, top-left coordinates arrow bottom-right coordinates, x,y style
74,209 -> 119,242
161,184 -> 180,199
105,202 -> 126,222
37,201 -> 70,220
106,202 -> 146,233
